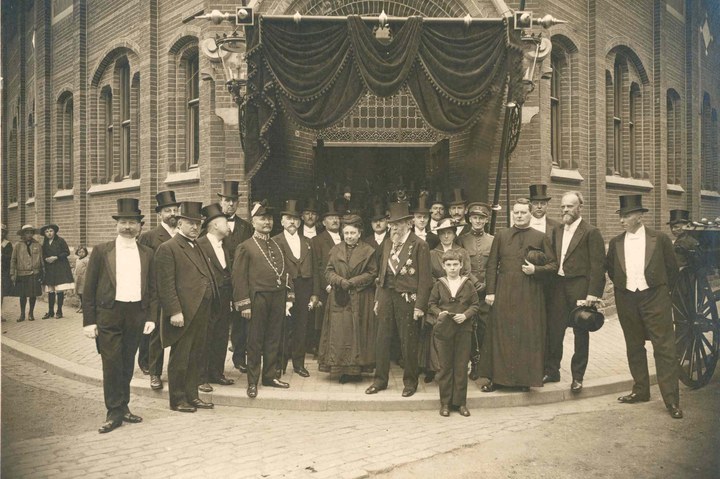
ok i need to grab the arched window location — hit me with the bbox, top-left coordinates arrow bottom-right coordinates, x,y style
8,114 -> 18,203
101,86 -> 113,183
666,89 -> 682,185
117,58 -> 131,179
549,36 -> 579,170
56,92 -> 74,189
185,51 -> 200,168
168,38 -> 200,173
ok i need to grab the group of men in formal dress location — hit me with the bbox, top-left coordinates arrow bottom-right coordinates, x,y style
81,180 -> 685,433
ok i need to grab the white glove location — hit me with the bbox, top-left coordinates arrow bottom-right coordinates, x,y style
83,324 -> 98,339
143,322 -> 155,335
285,302 -> 293,317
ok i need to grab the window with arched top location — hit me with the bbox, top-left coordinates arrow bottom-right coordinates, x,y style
666,89 -> 682,185
168,38 -> 200,173
8,114 -> 18,203
185,51 -> 200,168
550,35 -> 579,170
56,92 -> 74,190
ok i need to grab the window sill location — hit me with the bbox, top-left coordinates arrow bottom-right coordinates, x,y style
551,167 -> 584,183
54,189 -> 74,199
605,175 -> 653,191
25,197 -> 36,206
666,184 -> 685,194
8,202 -> 18,210
88,179 -> 141,195
701,190 -> 720,199
164,168 -> 200,186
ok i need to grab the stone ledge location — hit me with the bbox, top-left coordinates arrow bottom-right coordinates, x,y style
87,179 -> 141,195
551,168 -> 584,183
164,168 -> 200,186
53,189 -> 74,199
605,175 -> 653,191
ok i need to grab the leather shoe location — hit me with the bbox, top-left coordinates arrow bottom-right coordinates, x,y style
439,405 -> 450,417
139,365 -> 150,375
236,363 -> 248,374
401,387 -> 416,397
424,371 -> 436,383
28,315 -> 35,321
150,375 -> 163,390
16,316 -> 25,322
365,385 -> 386,395
171,402 -> 197,413
293,367 -> 310,378
618,392 -> 650,404
667,404 -> 683,419
55,312 -> 63,319
122,412 -> 143,423
210,376 -> 235,386
468,364 -> 480,381
98,420 -> 122,433
481,381 -> 496,393
198,383 -> 213,393
190,398 -> 214,409
458,405 -> 471,417
542,374 -> 560,384
262,378 -> 290,389
247,385 -> 258,398
42,312 -> 53,319
571,380 -> 583,393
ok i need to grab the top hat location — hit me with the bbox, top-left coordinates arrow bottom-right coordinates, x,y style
250,200 -> 274,217
155,190 -> 180,213
369,201 -> 389,222
467,202 -> 491,218
528,184 -> 552,201
217,180 -> 240,199
616,195 -> 649,215
280,200 -> 302,217
430,191 -> 445,207
322,201 -> 342,218
447,188 -> 467,206
569,305 -> 605,332
112,198 -> 144,221
668,209 -> 691,225
433,217 -> 457,233
201,203 -> 226,228
176,201 -> 204,222
302,198 -> 319,214
387,201 -> 413,223
17,224 -> 36,235
39,224 -> 60,235
412,193 -> 431,214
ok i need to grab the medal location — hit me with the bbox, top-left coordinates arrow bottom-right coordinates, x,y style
253,235 -> 286,288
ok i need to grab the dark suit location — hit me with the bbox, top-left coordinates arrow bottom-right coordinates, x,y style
156,234 -> 217,408
83,240 -> 156,422
310,230 -> 341,350
222,215 -> 254,369
545,219 -> 606,381
273,231 -> 314,370
137,224 -> 172,375
606,226 -> 680,406
415,227 -> 440,250
197,235 -> 233,383
372,232 -> 433,390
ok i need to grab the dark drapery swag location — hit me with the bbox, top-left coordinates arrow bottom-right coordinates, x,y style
244,15 -> 524,174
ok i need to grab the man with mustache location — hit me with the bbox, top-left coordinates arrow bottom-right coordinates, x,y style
544,191 -> 606,393
137,190 -> 180,390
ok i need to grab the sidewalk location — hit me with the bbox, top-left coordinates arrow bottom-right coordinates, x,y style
0,298 -> 656,410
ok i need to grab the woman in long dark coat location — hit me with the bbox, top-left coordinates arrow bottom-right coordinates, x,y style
318,215 -> 378,383
1,224 -> 15,320
40,224 -> 75,319
483,199 -> 557,391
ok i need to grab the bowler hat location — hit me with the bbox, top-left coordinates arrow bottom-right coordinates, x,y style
302,198 -> 319,214
433,217 -> 456,234
176,201 -> 204,222
250,200 -> 273,217
17,224 -> 36,235
529,184 -> 552,201
667,209 -> 691,225
155,190 -> 180,213
616,195 -> 648,215
447,188 -> 467,206
569,305 -> 605,332
201,203 -> 226,228
369,201 -> 388,222
412,193 -> 431,214
112,198 -> 144,221
217,180 -> 240,199
387,201 -> 413,223
39,224 -> 60,235
467,202 -> 491,218
280,200 -> 301,217
321,201 -> 342,218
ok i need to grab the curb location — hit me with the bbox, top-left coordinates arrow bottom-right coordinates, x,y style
2,335 -> 658,411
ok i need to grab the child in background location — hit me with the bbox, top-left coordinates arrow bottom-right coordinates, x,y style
427,249 -> 480,418
74,246 -> 89,313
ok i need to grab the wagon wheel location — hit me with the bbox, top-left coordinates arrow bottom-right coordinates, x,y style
671,267 -> 720,388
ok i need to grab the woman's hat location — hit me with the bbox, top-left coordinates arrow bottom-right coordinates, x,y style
280,199 -> 301,218
341,214 -> 363,228
39,224 -> 60,235
616,195 -> 649,215
112,198 -> 144,221
529,184 -> 552,201
201,203 -> 226,228
217,180 -> 240,199
155,190 -> 180,213
667,209 -> 690,225
387,201 -> 413,223
17,224 -> 36,235
176,201 -> 204,222
432,217 -> 456,233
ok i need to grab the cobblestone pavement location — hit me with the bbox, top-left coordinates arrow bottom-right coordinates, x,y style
0,298 -> 654,401
2,351 -> 678,479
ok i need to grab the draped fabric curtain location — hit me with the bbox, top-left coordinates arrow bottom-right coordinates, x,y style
244,15 -> 523,174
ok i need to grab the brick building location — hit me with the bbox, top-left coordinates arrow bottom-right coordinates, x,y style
2,0 -> 719,248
